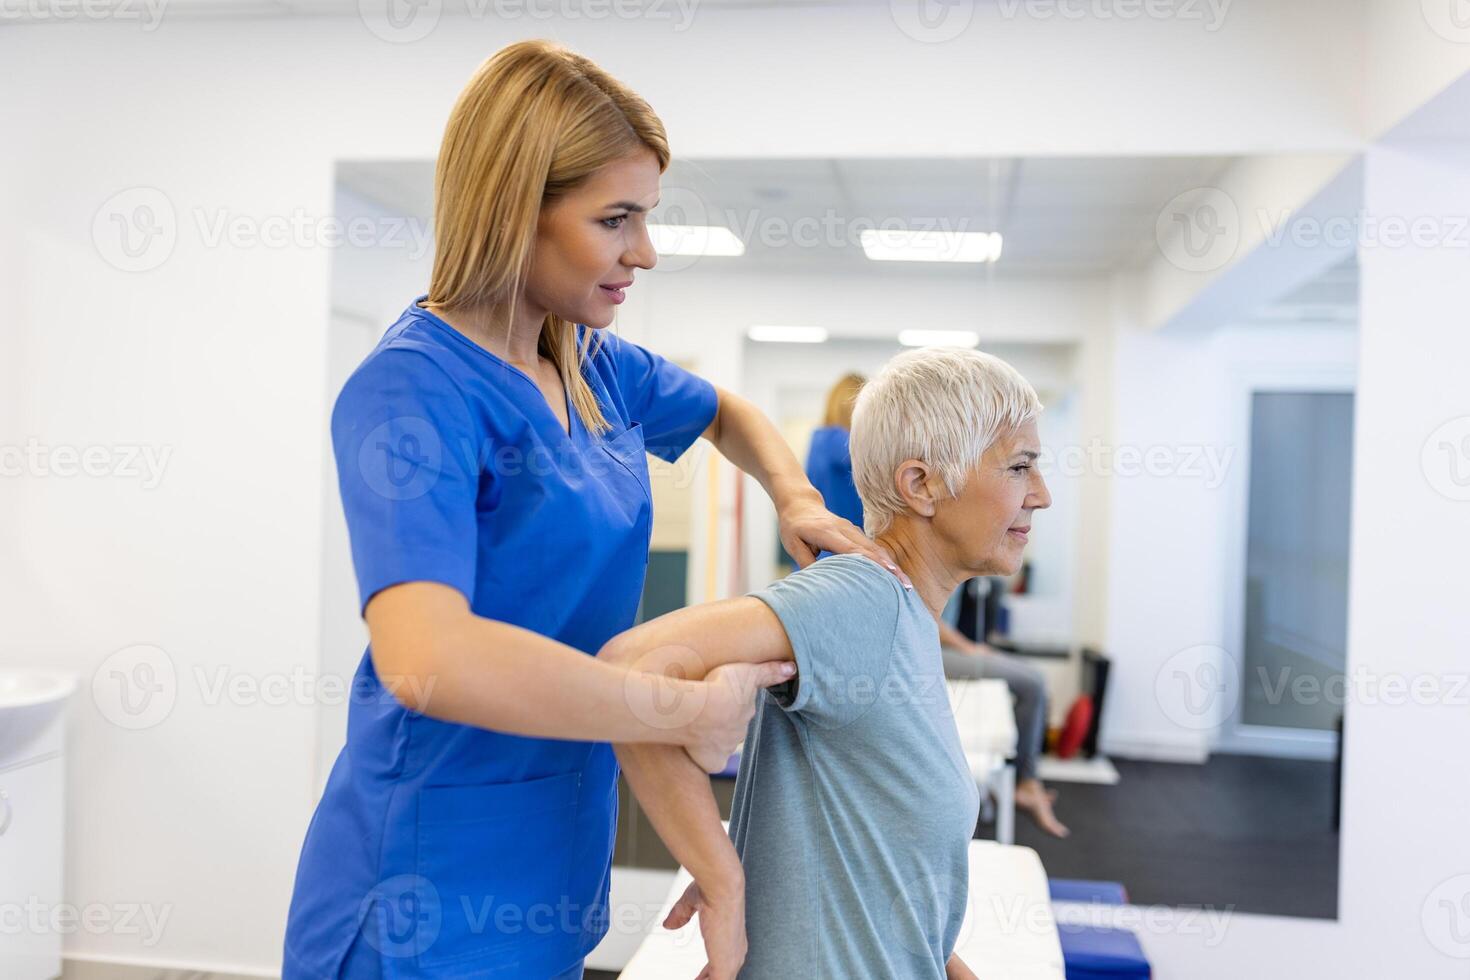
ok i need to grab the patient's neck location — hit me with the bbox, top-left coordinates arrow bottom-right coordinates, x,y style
874,519 -> 963,621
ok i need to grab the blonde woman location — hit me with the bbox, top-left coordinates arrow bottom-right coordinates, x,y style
804,372 -> 866,527
282,41 -> 906,980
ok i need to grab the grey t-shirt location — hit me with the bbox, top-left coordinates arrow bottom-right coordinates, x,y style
728,554 -> 981,979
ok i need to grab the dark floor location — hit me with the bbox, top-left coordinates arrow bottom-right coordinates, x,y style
980,753 -> 1340,919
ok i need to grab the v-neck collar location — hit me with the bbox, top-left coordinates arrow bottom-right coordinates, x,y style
412,297 -> 579,444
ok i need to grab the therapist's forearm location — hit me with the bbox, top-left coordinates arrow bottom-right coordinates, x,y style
703,386 -> 822,512
374,601 -> 702,747
433,617 -> 693,742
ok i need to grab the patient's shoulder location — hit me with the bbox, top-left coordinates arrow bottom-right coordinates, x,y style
800,552 -> 903,589
758,553 -> 905,642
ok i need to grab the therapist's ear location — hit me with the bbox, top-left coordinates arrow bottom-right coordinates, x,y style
892,459 -> 943,519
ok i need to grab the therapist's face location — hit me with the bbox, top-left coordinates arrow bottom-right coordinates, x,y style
527,149 -> 661,329
934,420 -> 1051,577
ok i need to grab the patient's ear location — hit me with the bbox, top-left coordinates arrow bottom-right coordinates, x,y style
893,459 -> 942,519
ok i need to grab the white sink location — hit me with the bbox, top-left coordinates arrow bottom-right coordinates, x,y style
0,670 -> 76,980
0,670 -> 77,761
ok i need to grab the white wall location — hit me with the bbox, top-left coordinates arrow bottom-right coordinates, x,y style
1137,86 -> 1470,980
1101,319 -> 1358,761
0,1 -> 1461,974
314,186 -> 436,792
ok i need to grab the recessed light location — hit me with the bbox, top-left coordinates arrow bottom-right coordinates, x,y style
747,325 -> 830,344
898,329 -> 981,348
860,229 -> 1002,263
649,225 -> 745,257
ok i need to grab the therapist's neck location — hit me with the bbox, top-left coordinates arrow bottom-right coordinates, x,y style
427,298 -> 548,369
873,517 -> 963,621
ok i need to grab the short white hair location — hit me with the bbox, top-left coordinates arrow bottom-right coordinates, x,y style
849,347 -> 1043,535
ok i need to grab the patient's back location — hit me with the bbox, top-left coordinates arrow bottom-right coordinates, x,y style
728,554 -> 981,980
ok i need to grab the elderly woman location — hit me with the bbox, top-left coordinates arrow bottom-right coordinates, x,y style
600,347 -> 1051,980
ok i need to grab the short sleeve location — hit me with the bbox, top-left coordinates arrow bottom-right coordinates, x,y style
331,349 -> 480,615
748,555 -> 903,730
599,331 -> 719,463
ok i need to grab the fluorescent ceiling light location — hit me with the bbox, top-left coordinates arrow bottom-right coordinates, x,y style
899,329 -> 980,348
649,224 -> 745,257
860,229 -> 1002,263
748,325 -> 830,344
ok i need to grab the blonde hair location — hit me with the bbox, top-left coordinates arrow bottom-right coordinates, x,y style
822,373 -> 866,430
849,347 -> 1042,535
424,39 -> 670,436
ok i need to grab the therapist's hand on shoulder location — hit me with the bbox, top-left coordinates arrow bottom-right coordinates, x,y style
777,493 -> 913,589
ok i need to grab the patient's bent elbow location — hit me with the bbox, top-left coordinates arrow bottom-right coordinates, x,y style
597,633 -> 638,666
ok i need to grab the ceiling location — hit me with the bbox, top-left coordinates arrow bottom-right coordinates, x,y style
338,155 -> 1358,323
339,155 -> 1237,278
1248,254 -> 1358,327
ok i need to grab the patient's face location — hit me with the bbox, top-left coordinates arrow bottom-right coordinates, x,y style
937,420 -> 1050,576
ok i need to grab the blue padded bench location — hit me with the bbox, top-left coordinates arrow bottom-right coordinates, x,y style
1056,923 -> 1150,980
1050,879 -> 1149,980
1049,878 -> 1129,905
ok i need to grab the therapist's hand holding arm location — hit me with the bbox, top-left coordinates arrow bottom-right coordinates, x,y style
599,595 -> 797,980
701,386 -> 913,589
366,581 -> 794,770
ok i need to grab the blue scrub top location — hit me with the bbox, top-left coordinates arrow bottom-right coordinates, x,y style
284,297 -> 718,979
804,425 -> 865,529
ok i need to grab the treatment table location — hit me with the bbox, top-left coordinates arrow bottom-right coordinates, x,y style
619,839 -> 1065,979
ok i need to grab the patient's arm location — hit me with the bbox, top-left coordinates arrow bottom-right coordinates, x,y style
598,598 -> 795,979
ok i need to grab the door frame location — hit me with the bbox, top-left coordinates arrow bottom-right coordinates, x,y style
1215,366 -> 1356,761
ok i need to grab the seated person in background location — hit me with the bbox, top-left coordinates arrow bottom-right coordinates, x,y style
937,589 -> 1070,838
599,346 -> 1051,979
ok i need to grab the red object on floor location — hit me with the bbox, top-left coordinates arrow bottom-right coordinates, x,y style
1057,694 -> 1094,759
